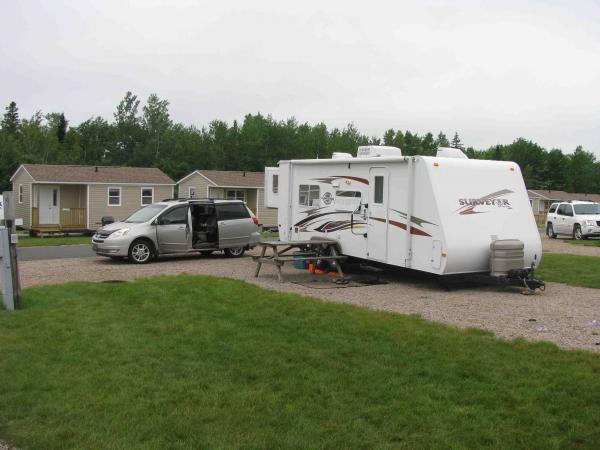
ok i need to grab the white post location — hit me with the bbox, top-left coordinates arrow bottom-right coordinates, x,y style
0,227 -> 15,311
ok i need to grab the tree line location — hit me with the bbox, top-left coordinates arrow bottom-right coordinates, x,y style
1,92 -> 598,193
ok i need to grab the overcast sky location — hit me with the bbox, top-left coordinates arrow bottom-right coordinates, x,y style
2,0 -> 599,154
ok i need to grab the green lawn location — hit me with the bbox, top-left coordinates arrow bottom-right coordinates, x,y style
1,276 -> 599,449
17,235 -> 90,247
538,253 -> 600,289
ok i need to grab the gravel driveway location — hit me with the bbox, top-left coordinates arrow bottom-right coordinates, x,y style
12,249 -> 600,353
540,233 -> 600,257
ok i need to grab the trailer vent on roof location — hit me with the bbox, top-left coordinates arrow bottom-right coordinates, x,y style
332,152 -> 353,159
436,147 -> 468,159
356,146 -> 402,158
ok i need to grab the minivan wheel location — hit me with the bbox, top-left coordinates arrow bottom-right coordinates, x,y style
573,224 -> 583,240
224,247 -> 245,258
128,239 -> 154,264
546,223 -> 556,239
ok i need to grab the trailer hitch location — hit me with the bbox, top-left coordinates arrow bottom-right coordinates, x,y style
506,268 -> 546,292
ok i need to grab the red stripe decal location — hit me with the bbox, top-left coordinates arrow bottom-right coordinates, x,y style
371,217 -> 431,237
332,176 -> 369,185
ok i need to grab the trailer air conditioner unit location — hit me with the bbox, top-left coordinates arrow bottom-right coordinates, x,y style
436,147 -> 468,159
332,152 -> 353,159
357,146 -> 402,158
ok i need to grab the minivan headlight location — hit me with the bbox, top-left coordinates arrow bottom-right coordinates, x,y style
107,228 -> 130,238
586,220 -> 596,226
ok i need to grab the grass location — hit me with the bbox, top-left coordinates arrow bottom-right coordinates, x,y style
538,253 -> 600,289
1,276 -> 599,449
261,230 -> 279,238
17,235 -> 90,247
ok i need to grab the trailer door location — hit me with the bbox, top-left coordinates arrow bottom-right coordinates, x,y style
368,168 -> 389,262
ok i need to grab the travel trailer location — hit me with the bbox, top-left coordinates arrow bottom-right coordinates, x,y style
265,146 -> 544,288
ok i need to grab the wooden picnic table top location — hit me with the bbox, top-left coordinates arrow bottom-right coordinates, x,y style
258,238 -> 339,247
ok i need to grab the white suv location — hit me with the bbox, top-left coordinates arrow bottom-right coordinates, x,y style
546,201 -> 600,240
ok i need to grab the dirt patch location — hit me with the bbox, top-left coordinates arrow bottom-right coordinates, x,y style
13,251 -> 600,353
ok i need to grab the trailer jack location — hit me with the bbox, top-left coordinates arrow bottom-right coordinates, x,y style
470,269 -> 545,293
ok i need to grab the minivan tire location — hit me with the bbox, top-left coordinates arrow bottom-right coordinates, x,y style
128,239 -> 154,264
224,247 -> 245,258
546,223 -> 557,239
573,224 -> 584,240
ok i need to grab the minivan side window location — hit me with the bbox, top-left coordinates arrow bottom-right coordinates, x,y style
548,204 -> 557,214
217,203 -> 250,220
159,205 -> 188,225
556,204 -> 566,215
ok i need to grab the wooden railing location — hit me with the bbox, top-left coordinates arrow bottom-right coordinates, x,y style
32,207 -> 86,229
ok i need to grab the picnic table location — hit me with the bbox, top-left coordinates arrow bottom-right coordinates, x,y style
252,237 -> 347,282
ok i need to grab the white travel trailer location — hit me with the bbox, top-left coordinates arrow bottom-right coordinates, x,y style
265,146 -> 544,286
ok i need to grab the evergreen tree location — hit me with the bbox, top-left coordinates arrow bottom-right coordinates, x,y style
1,101 -> 20,134
435,131 -> 449,148
450,132 -> 464,149
57,113 -> 68,143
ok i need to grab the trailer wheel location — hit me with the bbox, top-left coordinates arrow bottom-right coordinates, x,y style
573,224 -> 584,240
546,223 -> 556,239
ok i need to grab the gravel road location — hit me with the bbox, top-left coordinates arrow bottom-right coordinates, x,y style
12,250 -> 600,353
540,233 -> 600,257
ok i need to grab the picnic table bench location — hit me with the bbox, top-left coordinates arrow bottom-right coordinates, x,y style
252,238 -> 347,282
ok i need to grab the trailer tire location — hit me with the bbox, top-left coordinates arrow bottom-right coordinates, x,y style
546,223 -> 556,239
573,224 -> 583,240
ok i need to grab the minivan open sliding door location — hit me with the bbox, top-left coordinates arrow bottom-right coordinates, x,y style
367,168 -> 389,262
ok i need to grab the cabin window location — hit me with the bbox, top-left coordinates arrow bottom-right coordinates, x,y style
374,176 -> 384,204
141,187 -> 154,205
189,187 -> 197,198
299,184 -> 320,207
108,187 -> 121,206
538,201 -> 546,213
226,190 -> 246,201
273,174 -> 279,194
18,184 -> 23,204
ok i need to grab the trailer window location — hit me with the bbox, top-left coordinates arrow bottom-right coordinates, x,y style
272,175 -> 279,194
374,176 -> 384,204
299,185 -> 320,207
336,190 -> 361,198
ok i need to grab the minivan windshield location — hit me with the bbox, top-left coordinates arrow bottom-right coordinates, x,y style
124,204 -> 167,223
574,204 -> 600,215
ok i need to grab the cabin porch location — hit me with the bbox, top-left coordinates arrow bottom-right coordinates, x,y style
31,184 -> 87,232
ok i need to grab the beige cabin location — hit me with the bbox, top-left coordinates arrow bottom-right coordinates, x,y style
177,170 -> 277,227
10,164 -> 174,233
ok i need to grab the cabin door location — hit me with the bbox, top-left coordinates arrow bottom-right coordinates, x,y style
367,168 -> 389,262
38,185 -> 60,225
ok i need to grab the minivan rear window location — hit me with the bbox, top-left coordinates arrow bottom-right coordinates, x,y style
217,203 -> 250,220
574,204 -> 600,215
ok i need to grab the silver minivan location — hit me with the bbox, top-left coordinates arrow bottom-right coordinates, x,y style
92,199 -> 261,263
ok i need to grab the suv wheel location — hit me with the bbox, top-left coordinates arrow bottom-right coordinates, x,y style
128,239 -> 154,264
573,224 -> 584,240
546,223 -> 556,239
224,247 -> 245,258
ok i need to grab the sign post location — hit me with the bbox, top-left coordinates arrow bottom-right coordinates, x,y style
0,192 -> 21,310
0,227 -> 15,311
